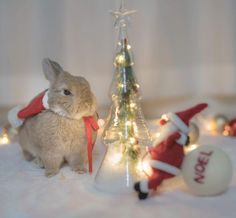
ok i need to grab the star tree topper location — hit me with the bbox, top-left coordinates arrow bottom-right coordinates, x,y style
110,0 -> 137,29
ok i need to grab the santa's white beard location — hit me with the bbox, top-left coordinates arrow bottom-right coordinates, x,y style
153,122 -> 179,146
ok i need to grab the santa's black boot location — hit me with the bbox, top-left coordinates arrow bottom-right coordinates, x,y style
134,182 -> 149,200
138,192 -> 148,200
134,182 -> 141,192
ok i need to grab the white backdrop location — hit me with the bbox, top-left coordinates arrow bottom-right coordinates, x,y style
0,0 -> 236,108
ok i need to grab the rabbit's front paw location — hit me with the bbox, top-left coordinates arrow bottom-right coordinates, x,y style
45,168 -> 59,177
67,153 -> 87,174
23,150 -> 34,161
42,155 -> 63,177
74,166 -> 87,174
33,157 -> 44,168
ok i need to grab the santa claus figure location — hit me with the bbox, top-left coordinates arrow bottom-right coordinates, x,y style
134,103 -> 208,200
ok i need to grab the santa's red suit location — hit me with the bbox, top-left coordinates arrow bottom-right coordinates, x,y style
134,103 -> 208,200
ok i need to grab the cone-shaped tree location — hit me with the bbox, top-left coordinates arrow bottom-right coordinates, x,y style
102,2 -> 152,160
95,2 -> 153,194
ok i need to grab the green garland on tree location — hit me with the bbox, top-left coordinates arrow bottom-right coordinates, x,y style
102,2 -> 152,162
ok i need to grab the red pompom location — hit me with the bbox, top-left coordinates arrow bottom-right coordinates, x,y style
159,119 -> 167,126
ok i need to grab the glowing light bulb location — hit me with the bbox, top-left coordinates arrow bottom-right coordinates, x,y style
130,102 -> 136,108
136,161 -> 143,172
118,83 -> 125,89
129,137 -> 136,144
0,134 -> 10,145
185,144 -> 198,153
116,54 -> 125,65
207,121 -> 215,132
111,153 -> 122,165
126,121 -> 132,126
136,160 -> 153,176
223,130 -> 229,136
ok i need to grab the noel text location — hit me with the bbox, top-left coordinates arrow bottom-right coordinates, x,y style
194,150 -> 213,184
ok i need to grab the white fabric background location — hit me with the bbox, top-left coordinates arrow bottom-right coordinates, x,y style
0,0 -> 236,107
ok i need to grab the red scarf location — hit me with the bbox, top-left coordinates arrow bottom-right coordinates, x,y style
83,116 -> 99,174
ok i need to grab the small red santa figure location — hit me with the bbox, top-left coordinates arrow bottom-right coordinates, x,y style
134,103 -> 208,200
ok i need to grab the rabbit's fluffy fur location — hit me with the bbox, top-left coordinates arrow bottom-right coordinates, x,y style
18,59 -> 97,177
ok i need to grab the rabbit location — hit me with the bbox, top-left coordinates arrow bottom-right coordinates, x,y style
18,58 -> 98,177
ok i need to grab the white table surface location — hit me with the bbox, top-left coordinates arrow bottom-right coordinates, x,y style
0,133 -> 235,218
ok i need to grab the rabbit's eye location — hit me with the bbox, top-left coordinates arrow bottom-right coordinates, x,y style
63,89 -> 72,96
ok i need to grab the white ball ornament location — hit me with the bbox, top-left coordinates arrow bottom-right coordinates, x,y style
181,145 -> 233,196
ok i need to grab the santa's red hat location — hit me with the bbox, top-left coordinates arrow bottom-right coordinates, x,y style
8,90 -> 49,128
160,103 -> 208,134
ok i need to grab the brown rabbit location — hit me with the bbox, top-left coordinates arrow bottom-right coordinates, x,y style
18,59 -> 98,177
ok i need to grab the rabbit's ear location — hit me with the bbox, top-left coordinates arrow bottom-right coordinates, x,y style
42,58 -> 63,83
